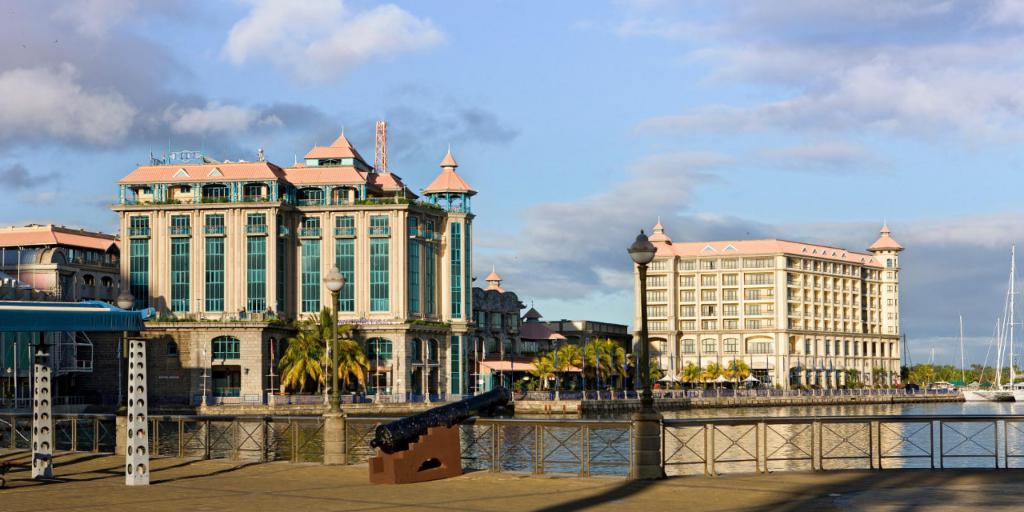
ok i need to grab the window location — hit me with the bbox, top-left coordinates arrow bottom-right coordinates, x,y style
700,304 -> 716,316
723,319 -> 739,329
701,319 -> 717,330
744,273 -> 773,285
701,275 -> 717,286
170,215 -> 190,236
722,274 -> 738,286
749,340 -> 772,354
743,257 -> 773,268
166,340 -> 178,356
680,305 -> 695,317
411,338 -> 423,362
649,259 -> 667,271
682,339 -> 695,353
170,237 -> 189,312
647,275 -> 667,287
247,236 -> 266,312
298,187 -> 324,205
722,289 -> 738,301
887,258 -> 894,268
205,237 -> 224,311
680,290 -> 695,302
129,238 -> 149,309
450,335 -> 461,393
721,259 -> 738,269
804,339 -> 812,355
825,340 -> 831,355
408,238 -> 420,314
648,305 -> 667,317
746,319 -> 773,329
679,276 -> 695,287
724,338 -> 738,353
335,215 -> 355,237
202,184 -> 229,201
205,214 -> 225,235
301,216 -> 321,237
336,238 -> 355,311
212,336 -> 240,359
700,259 -> 716,270
723,304 -> 738,316
425,225 -> 436,315
367,338 -> 393,361
701,290 -> 717,301
450,222 -> 462,318
370,237 -> 390,312
702,339 -> 717,353
679,260 -> 695,270
246,213 -> 267,234
647,290 -> 667,302
301,240 -> 321,313
680,320 -> 696,330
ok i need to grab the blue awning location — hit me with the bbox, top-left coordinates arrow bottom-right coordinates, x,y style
0,301 -> 151,332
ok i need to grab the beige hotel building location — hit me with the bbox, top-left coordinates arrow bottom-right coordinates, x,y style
634,222 -> 904,389
111,129 -> 476,403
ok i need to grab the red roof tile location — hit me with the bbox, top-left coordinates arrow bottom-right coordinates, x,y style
119,162 -> 285,184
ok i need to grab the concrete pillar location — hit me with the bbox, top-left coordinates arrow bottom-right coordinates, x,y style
31,345 -> 53,480
323,412 -> 347,465
629,411 -> 664,480
126,339 -> 149,486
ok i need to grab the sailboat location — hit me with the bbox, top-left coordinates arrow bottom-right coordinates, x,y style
964,245 -> 1022,402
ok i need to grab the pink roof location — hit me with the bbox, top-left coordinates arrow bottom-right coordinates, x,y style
869,224 -> 904,251
303,133 -> 367,162
480,360 -> 580,372
282,166 -> 369,186
0,225 -> 118,252
485,269 -> 502,281
662,239 -> 883,267
368,171 -> 413,195
649,219 -> 672,244
440,148 -> 458,168
423,168 -> 475,195
120,162 -> 285,184
521,321 -> 568,341
524,307 -> 542,319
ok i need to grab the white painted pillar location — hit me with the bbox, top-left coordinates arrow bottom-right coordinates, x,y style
125,339 -> 149,486
31,343 -> 53,480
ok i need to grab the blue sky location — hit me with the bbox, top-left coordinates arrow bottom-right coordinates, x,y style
3,0 -> 1024,365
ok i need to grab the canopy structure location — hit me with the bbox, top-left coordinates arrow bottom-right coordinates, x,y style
743,375 -> 760,382
712,375 -> 729,383
658,374 -> 679,383
0,300 -> 151,332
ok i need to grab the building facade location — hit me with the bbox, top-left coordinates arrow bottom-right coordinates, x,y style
111,131 -> 477,402
0,224 -> 120,302
540,319 -> 630,352
633,222 -> 903,389
469,269 -> 525,391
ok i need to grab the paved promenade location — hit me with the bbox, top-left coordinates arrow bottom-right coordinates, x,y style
2,451 -> 1023,511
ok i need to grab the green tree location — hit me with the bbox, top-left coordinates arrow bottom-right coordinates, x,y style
703,362 -> 723,382
679,362 -> 702,384
723,359 -> 751,382
555,344 -> 583,390
529,352 -> 556,389
330,337 -> 369,392
585,338 -> 627,389
279,311 -> 331,393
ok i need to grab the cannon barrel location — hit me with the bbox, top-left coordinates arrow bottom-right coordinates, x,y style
370,387 -> 511,454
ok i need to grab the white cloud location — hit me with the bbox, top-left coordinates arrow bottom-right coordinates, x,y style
163,103 -> 283,135
985,0 -> 1024,25
758,141 -> 878,172
224,0 -> 444,83
51,0 -> 139,37
0,64 -> 136,145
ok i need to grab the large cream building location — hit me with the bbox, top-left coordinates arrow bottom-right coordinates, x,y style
111,130 -> 476,403
634,221 -> 904,389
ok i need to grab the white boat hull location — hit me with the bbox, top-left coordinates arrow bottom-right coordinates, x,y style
963,390 -> 1017,402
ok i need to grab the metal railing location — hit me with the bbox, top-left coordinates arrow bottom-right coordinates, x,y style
514,388 -> 956,401
663,414 -> 1024,476
1,413 -> 117,453
344,416 -> 632,476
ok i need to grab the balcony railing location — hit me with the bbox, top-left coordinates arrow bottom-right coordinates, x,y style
246,224 -> 268,235
368,226 -> 391,237
204,225 -> 225,235
128,227 -> 150,237
169,226 -> 191,236
299,227 -> 321,238
334,227 -> 356,237
297,198 -> 325,206
278,226 -> 290,237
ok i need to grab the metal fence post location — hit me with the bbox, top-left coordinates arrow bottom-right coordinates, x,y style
706,423 -> 715,476
178,418 -> 185,458
204,419 -> 212,460
535,425 -> 543,475
93,417 -> 100,452
492,424 -> 501,472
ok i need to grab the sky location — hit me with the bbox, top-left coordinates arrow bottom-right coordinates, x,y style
3,0 -> 1024,366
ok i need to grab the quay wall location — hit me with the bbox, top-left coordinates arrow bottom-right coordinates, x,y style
513,392 -> 964,416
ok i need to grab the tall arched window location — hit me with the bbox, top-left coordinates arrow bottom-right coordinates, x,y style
212,335 -> 240,359
368,338 -> 393,361
411,338 -> 423,363
427,339 -> 439,363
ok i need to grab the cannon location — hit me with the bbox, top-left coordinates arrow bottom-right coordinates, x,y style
368,387 -> 511,484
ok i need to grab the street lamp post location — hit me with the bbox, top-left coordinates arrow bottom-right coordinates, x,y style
324,267 -> 345,413
628,230 -> 663,480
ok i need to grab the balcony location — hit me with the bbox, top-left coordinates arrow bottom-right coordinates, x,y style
128,227 -> 150,237
297,198 -> 325,206
246,224 -> 268,235
204,225 -> 225,235
299,227 -> 321,238
334,227 -> 356,237
169,226 -> 191,236
369,226 -> 391,237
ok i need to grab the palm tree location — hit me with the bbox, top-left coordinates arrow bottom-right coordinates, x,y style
555,344 -> 583,390
331,338 -> 369,392
529,352 -> 556,389
679,362 -> 702,385
724,360 -> 751,382
703,362 -> 723,382
279,322 -> 325,393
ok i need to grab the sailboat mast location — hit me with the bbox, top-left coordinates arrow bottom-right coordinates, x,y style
960,314 -> 966,386
1010,244 -> 1016,387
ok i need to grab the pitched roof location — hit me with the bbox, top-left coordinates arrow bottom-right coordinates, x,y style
304,132 -> 367,162
485,269 -> 502,282
440,148 -> 458,168
0,225 -> 118,252
662,239 -> 883,267
869,224 -> 904,251
119,162 -> 285,184
524,307 -> 542,320
520,321 -> 567,341
423,168 -> 475,195
648,218 -> 672,244
368,171 -> 416,197
281,166 -> 369,186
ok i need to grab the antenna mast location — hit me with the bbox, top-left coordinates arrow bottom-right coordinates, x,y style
375,120 -> 389,173
1011,244 -> 1017,387
960,314 -> 966,385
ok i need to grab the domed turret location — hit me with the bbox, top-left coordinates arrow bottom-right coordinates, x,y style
868,223 -> 903,252
423,147 -> 475,212
648,217 -> 672,244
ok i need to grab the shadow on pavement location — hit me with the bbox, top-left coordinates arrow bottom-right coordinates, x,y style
532,479 -> 658,512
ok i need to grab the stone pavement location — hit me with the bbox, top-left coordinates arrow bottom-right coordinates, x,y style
2,451 -> 1024,511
